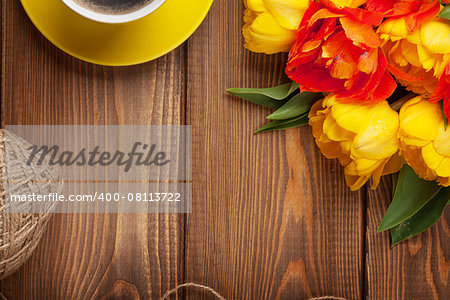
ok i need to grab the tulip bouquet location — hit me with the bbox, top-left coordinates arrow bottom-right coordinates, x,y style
228,0 -> 450,244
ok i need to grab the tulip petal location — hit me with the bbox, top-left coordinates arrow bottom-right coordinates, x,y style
243,10 -> 297,54
322,31 -> 361,79
357,48 -> 378,74
372,70 -> 398,102
430,64 -> 450,119
346,157 -> 384,175
369,0 -> 440,31
340,51 -> 396,102
370,159 -> 389,189
382,152 -> 404,175
345,173 -> 371,191
422,143 -> 450,177
316,138 -> 343,159
420,19 -> 450,54
434,130 -> 450,157
340,16 -> 380,48
340,6 -> 384,25
401,145 -> 436,180
352,101 -> 399,160
399,97 -> 444,142
437,177 -> 450,187
330,101 -> 373,133
323,113 -> 355,141
262,0 -> 310,30
245,0 -> 265,12
400,39 -> 421,67
327,0 -> 367,9
398,0 -> 440,31
365,0 -> 395,14
378,18 -> 409,39
416,44 -> 437,72
387,62 -> 422,82
399,97 -> 450,185
309,8 -> 344,25
286,63 -> 346,92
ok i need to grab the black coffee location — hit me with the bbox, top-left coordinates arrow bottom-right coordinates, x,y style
74,0 -> 153,15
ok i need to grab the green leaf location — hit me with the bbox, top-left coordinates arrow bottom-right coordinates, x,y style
230,82 -> 297,100
439,5 -> 450,20
267,92 -> 322,120
438,101 -> 448,129
256,114 -> 309,133
378,165 -> 442,232
391,187 -> 450,245
392,172 -> 399,198
227,82 -> 299,108
226,92 -> 283,109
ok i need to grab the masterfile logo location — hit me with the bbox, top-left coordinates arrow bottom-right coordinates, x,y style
27,142 -> 170,172
4,125 -> 192,214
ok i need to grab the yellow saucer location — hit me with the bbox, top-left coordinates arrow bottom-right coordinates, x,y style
20,0 -> 213,66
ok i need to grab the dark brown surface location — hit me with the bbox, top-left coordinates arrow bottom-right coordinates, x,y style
1,1 -> 184,299
366,178 -> 450,299
0,0 -> 448,299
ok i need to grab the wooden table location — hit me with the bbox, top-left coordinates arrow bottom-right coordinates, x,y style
1,1 -> 449,299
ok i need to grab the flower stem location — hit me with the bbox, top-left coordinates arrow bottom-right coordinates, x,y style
390,93 -> 416,111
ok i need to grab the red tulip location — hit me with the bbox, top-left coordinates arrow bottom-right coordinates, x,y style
286,2 -> 396,103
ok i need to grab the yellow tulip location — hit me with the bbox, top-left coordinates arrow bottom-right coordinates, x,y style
309,94 -> 403,191
243,0 -> 310,54
378,13 -> 450,96
398,96 -> 450,186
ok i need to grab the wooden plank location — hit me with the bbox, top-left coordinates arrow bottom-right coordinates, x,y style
366,177 -> 450,300
184,1 -> 365,299
0,1 -> 185,299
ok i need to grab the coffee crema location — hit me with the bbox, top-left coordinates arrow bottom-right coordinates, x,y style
73,0 -> 154,15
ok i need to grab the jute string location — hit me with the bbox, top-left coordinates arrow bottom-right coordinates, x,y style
160,283 -> 226,300
0,130 -> 61,280
0,283 -> 348,300
160,282 -> 347,300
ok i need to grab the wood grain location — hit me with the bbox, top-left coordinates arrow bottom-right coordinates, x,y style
184,1 -> 364,299
0,0 -> 185,299
1,0 -> 449,299
366,177 -> 449,300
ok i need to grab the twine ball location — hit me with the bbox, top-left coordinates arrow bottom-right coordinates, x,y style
0,130 -> 61,280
